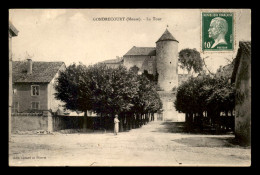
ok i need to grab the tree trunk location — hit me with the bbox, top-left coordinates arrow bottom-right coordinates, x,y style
125,115 -> 127,130
125,114 -> 128,130
198,112 -> 203,132
83,111 -> 88,132
119,115 -> 124,132
136,114 -> 139,128
99,113 -> 103,129
132,114 -> 136,129
129,114 -> 132,130
215,111 -> 221,134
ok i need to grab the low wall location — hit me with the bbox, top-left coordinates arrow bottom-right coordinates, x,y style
11,115 -> 48,133
11,114 -> 107,133
52,116 -> 115,131
52,115 -> 84,131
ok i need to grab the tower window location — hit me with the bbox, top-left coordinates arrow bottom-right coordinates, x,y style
170,62 -> 171,64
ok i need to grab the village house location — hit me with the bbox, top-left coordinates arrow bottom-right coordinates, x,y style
12,59 -> 66,114
231,41 -> 251,145
11,59 -> 67,132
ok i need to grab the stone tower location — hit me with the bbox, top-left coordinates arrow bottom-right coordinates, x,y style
156,29 -> 179,91
156,29 -> 183,122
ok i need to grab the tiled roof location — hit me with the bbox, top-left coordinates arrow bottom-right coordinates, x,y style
156,29 -> 178,43
100,57 -> 123,64
9,21 -> 19,36
239,41 -> 251,55
231,41 -> 251,83
13,61 -> 65,83
124,46 -> 156,56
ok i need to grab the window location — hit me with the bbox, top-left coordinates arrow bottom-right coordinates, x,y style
12,102 -> 19,113
31,85 -> 40,96
31,102 -> 40,110
13,88 -> 17,95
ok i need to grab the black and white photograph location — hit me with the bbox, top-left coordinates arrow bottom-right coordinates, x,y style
8,9 -> 251,167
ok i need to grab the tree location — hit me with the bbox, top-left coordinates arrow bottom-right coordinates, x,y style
206,76 -> 235,114
174,70 -> 235,132
89,64 -> 139,115
54,63 -> 93,112
55,63 -> 162,131
178,48 -> 203,75
54,63 -> 93,131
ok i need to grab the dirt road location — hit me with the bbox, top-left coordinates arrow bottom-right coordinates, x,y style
9,121 -> 251,166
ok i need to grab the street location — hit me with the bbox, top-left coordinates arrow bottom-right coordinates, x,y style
9,121 -> 251,166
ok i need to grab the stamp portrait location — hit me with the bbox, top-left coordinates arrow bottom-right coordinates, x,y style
202,12 -> 234,51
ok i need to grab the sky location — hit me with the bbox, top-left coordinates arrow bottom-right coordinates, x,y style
9,9 -> 251,73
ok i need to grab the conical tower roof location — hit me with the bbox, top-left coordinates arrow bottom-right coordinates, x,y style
156,29 -> 178,43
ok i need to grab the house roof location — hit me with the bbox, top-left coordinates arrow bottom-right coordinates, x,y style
156,29 -> 178,43
13,61 -> 65,83
100,57 -> 123,64
124,46 -> 156,56
9,21 -> 19,36
231,41 -> 251,83
239,41 -> 251,55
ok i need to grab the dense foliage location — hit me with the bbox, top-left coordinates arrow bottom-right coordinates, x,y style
174,75 -> 235,114
178,48 -> 203,74
174,60 -> 236,133
55,63 -> 162,118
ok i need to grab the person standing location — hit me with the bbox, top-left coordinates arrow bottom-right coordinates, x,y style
114,114 -> 120,135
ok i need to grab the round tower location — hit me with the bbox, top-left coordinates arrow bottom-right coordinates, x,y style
156,29 -> 178,91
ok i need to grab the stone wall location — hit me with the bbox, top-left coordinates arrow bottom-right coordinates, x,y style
234,49 -> 251,144
158,91 -> 185,122
11,114 -> 48,133
123,55 -> 156,74
156,40 -> 178,91
52,115 -> 84,131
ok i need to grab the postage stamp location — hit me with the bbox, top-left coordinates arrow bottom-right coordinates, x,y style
201,12 -> 234,51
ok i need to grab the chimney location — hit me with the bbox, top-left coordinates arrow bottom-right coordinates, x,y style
27,59 -> 32,74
